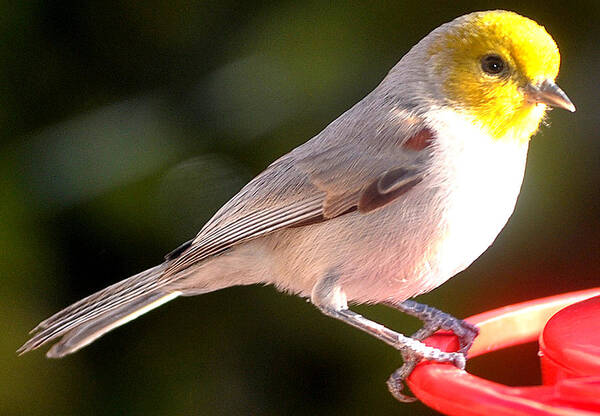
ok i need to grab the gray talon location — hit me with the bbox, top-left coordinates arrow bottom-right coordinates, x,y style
388,300 -> 480,357
387,359 -> 419,403
383,299 -> 481,403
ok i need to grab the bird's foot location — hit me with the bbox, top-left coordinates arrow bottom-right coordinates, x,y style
384,300 -> 478,402
386,347 -> 466,402
390,300 -> 479,354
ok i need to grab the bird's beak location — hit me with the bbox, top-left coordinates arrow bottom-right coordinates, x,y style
525,79 -> 576,112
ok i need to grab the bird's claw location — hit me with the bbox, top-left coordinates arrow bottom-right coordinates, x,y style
456,321 -> 479,354
412,316 -> 479,356
386,358 -> 419,403
387,349 -> 468,402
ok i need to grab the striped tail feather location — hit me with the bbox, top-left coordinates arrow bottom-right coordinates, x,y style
18,263 -> 179,357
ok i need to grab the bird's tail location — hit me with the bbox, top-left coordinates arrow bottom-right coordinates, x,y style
18,263 -> 180,358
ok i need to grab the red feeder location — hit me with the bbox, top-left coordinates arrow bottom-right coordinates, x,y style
406,288 -> 600,415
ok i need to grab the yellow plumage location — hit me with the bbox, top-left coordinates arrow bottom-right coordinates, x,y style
429,11 -> 561,141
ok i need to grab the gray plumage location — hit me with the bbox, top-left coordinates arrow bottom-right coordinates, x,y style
20,11 -> 563,366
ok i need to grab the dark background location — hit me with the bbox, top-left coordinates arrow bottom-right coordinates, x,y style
4,1 -> 599,415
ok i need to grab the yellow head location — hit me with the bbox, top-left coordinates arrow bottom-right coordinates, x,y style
429,10 -> 574,141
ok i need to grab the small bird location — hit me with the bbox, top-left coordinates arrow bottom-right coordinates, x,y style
19,10 -> 575,402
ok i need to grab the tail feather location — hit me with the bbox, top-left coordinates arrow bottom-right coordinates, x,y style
46,291 -> 181,358
32,264 -> 166,333
18,263 -> 176,357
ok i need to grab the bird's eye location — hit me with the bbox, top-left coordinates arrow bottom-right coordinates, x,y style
481,54 -> 506,75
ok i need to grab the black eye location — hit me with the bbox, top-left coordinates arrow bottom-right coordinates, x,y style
481,54 -> 506,75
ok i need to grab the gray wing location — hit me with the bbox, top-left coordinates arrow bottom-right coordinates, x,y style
163,124 -> 430,279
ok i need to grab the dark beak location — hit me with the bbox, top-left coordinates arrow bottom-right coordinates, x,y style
525,79 -> 576,112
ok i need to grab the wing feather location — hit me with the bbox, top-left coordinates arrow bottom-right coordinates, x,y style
165,194 -> 324,276
163,122 -> 432,278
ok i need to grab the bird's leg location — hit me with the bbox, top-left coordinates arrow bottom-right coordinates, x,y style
384,299 -> 479,401
386,300 -> 479,354
311,275 -> 465,402
318,307 -> 465,402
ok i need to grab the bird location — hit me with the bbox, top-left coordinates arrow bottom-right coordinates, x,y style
18,10 -> 575,402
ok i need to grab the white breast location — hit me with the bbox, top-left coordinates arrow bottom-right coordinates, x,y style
423,109 -> 529,290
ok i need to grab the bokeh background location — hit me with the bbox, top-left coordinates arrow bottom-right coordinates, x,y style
3,1 -> 599,415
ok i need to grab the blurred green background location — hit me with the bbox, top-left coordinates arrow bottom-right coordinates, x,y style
3,1 -> 599,415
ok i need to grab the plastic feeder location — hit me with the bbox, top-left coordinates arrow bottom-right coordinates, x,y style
406,287 -> 600,415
